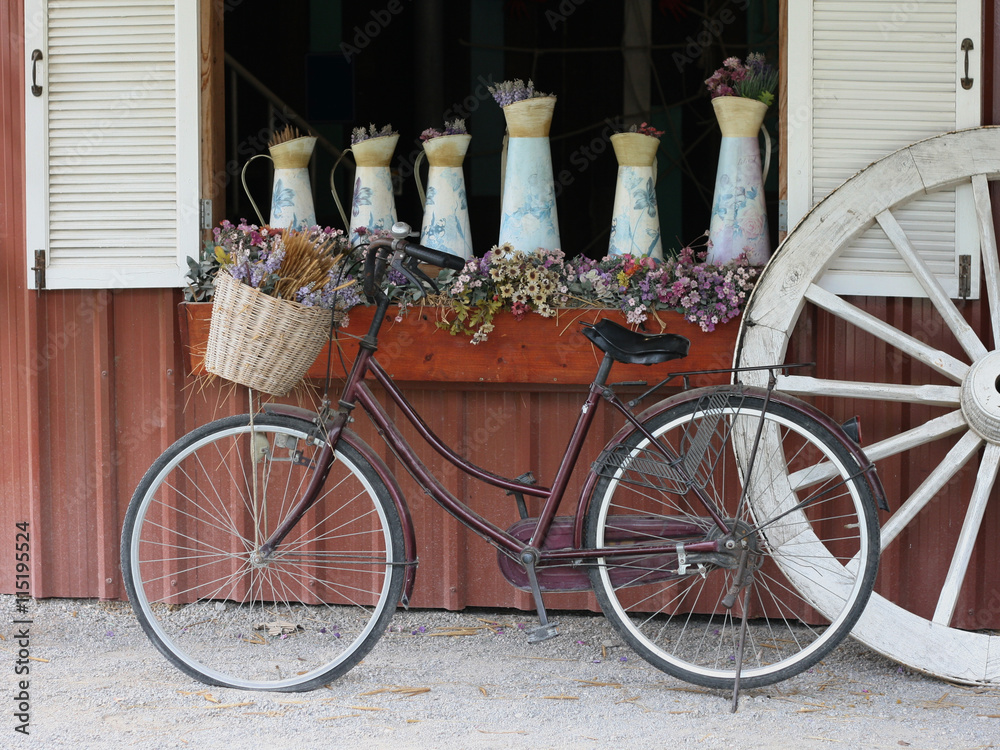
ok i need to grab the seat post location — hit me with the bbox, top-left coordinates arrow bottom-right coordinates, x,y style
593,353 -> 615,387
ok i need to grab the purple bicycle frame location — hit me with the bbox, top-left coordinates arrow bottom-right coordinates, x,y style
259,336 -> 725,572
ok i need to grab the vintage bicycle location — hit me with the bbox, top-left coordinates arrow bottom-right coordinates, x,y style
120,223 -> 883,699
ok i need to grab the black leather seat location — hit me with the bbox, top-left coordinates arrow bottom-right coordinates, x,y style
581,319 -> 690,366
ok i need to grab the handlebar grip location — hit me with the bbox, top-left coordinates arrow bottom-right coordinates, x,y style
401,241 -> 466,271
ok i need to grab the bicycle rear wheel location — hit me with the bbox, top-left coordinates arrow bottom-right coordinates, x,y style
121,414 -> 405,692
585,389 -> 879,690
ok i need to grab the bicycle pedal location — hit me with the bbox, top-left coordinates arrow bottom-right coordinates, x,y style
527,622 -> 560,643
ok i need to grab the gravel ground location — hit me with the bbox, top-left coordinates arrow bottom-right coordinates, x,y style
2,595 -> 998,749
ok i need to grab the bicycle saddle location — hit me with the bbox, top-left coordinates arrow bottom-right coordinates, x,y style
581,319 -> 690,365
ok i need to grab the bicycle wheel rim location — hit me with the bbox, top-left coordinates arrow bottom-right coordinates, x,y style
587,392 -> 879,689
122,416 -> 402,691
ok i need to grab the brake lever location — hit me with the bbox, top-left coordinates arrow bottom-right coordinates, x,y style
390,256 -> 428,300
403,254 -> 439,294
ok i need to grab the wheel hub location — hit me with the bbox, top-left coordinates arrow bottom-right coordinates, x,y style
704,519 -> 763,571
248,550 -> 271,568
960,351 -> 1000,443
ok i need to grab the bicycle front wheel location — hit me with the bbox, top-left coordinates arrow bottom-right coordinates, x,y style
585,389 -> 879,690
121,414 -> 405,692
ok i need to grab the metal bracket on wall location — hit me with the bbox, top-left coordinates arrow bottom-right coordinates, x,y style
200,199 -> 213,229
31,250 -> 46,290
959,254 -> 971,298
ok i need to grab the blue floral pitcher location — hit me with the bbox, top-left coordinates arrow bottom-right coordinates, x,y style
332,135 -> 399,246
415,134 -> 473,260
241,135 -> 317,230
706,97 -> 771,265
498,97 -> 561,254
608,132 -> 664,261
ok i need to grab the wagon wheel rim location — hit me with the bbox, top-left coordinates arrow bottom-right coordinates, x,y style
735,127 -> 1000,685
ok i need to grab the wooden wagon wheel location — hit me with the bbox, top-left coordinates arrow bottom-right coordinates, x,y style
734,127 -> 1000,684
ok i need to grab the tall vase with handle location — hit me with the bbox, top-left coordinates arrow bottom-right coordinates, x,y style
608,132 -> 664,261
241,135 -> 318,230
332,134 -> 399,246
415,134 -> 473,260
498,97 -> 560,254
706,96 -> 770,265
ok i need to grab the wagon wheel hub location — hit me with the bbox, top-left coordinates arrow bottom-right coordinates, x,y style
960,351 -> 1000,444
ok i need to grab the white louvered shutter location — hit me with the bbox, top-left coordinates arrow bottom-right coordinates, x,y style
787,0 -> 982,298
24,0 -> 199,289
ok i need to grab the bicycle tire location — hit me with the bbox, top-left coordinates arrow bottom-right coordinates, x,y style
121,414 -> 405,692
585,389 -> 879,690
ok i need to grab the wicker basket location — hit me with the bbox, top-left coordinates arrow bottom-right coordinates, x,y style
204,271 -> 333,396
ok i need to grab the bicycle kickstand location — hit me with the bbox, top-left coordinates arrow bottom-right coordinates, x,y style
520,550 -> 559,643
726,549 -> 752,713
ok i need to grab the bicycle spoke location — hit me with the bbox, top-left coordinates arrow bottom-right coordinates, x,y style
586,391 -> 878,690
123,417 -> 404,691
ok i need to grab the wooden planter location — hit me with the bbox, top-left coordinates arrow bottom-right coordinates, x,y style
178,302 -> 740,387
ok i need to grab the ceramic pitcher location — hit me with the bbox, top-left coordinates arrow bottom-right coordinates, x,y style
706,97 -> 770,265
241,135 -> 318,230
415,134 -> 473,260
498,97 -> 560,254
332,134 -> 399,246
607,132 -> 664,261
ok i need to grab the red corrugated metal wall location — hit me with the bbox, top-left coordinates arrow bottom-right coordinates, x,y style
3,0 -> 1000,630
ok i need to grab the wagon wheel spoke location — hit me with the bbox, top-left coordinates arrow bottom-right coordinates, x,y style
875,209 -> 988,361
860,410 -> 968,462
787,410 -> 968,491
777,376 -> 961,406
804,284 -> 969,382
879,430 -> 983,550
971,175 -> 1000,342
933,443 -> 1000,626
737,130 -> 1000,684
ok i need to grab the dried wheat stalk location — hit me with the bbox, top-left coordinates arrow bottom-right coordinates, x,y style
274,230 -> 352,300
268,125 -> 302,148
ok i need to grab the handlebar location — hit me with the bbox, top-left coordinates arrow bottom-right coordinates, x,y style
362,222 -> 466,298
399,240 -> 466,271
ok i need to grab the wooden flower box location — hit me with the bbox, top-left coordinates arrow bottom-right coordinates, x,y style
177,302 -> 740,387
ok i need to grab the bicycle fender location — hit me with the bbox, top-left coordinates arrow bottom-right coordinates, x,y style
261,404 -> 419,608
573,385 -> 887,548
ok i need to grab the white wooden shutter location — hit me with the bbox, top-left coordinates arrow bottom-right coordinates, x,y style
787,0 -> 982,298
24,0 -> 199,289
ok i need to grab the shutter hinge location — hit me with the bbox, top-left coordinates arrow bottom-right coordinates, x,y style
200,199 -> 213,229
778,199 -> 788,234
31,249 -> 46,290
959,254 -> 971,298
